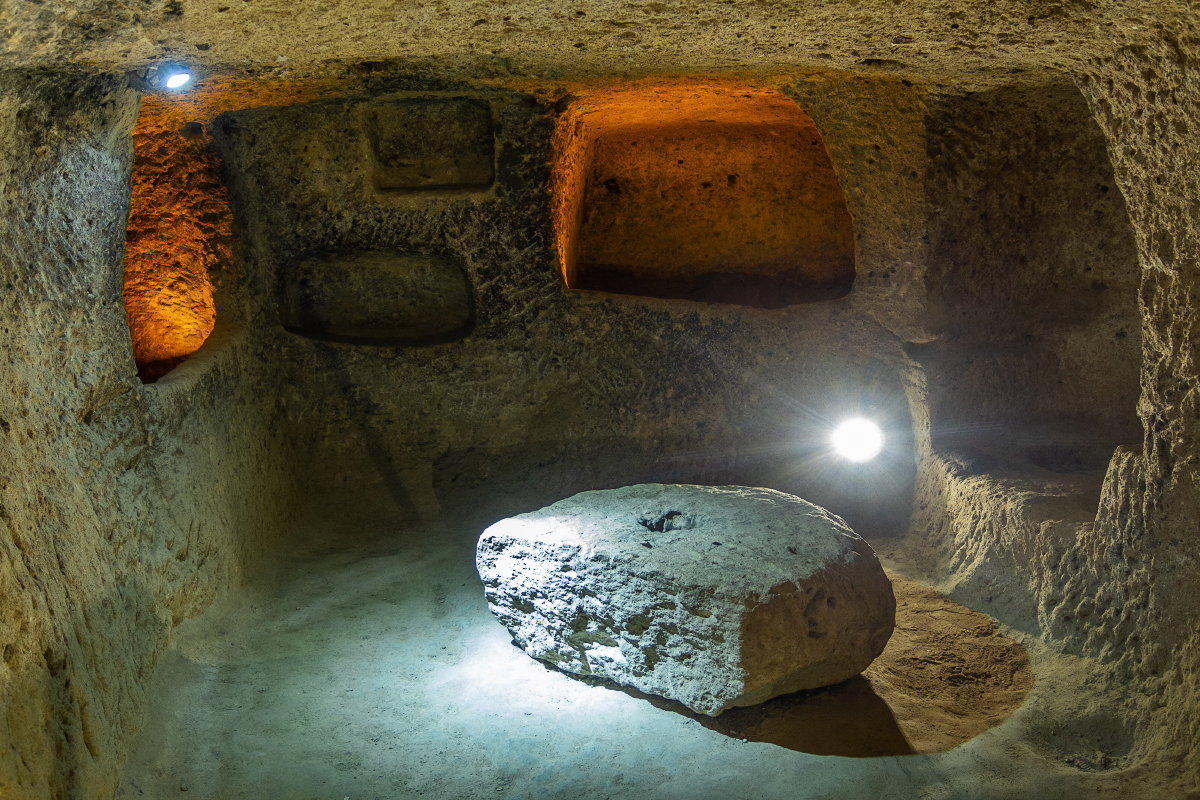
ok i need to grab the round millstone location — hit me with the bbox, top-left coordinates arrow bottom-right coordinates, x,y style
475,483 -> 896,716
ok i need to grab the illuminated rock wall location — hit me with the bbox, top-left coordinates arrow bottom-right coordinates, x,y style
123,101 -> 229,382
0,74 -> 302,800
213,80 -> 920,538
551,82 -> 855,307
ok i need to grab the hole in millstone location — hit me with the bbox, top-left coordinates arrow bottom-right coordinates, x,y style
637,510 -> 691,532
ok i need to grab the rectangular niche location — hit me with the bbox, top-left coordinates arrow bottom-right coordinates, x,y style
365,99 -> 495,192
552,82 -> 855,308
279,250 -> 474,344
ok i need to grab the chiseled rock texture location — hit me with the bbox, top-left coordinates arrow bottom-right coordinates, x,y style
477,484 -> 895,716
0,75 -> 302,800
2,2 -> 1200,798
279,250 -> 473,344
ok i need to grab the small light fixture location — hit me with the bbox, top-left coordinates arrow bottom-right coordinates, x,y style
163,70 -> 192,90
831,417 -> 884,463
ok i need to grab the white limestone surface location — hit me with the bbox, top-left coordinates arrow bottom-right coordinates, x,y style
476,484 -> 895,715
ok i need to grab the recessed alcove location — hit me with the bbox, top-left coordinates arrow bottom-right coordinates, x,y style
552,82 -> 855,308
4,21 -> 1198,795
365,98 -> 494,192
915,81 -> 1142,476
279,250 -> 474,344
123,98 -> 231,383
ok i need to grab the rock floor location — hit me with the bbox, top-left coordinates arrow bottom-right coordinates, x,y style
115,485 -> 1149,800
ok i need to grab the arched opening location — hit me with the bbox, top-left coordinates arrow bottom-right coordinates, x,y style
551,80 -> 855,308
918,81 -> 1142,470
123,100 -> 230,383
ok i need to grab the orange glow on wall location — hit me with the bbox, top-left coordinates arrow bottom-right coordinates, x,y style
123,105 -> 229,382
551,80 -> 855,308
124,77 -> 350,382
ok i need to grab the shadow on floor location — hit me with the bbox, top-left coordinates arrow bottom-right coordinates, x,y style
550,574 -> 1033,757
700,676 -> 914,756
570,670 -> 913,757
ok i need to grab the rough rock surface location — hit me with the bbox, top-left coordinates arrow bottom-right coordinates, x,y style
0,74 -> 304,800
216,80 -> 920,537
2,2 -> 1200,797
279,250 -> 473,343
366,99 -> 494,191
477,484 -> 895,716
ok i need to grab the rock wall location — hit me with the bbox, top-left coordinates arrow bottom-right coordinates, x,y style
1076,33 -> 1200,786
212,79 -> 921,535
1,5 -> 1199,797
904,32 -> 1200,792
0,73 -> 301,799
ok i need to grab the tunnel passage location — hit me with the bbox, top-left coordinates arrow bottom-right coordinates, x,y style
552,82 -> 855,308
123,99 -> 231,382
918,81 -> 1142,468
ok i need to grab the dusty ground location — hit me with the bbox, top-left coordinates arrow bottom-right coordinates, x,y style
3,0 -> 1199,795
114,484 -> 1143,800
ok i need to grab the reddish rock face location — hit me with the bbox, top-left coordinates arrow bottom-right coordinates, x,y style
123,102 -> 229,382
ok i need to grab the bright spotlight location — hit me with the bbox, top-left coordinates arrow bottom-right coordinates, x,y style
831,418 -> 883,463
164,71 -> 192,90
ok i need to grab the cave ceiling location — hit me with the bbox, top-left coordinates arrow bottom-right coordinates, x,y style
1,0 -> 1194,83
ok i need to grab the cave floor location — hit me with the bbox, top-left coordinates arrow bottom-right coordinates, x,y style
116,483 -> 1144,800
